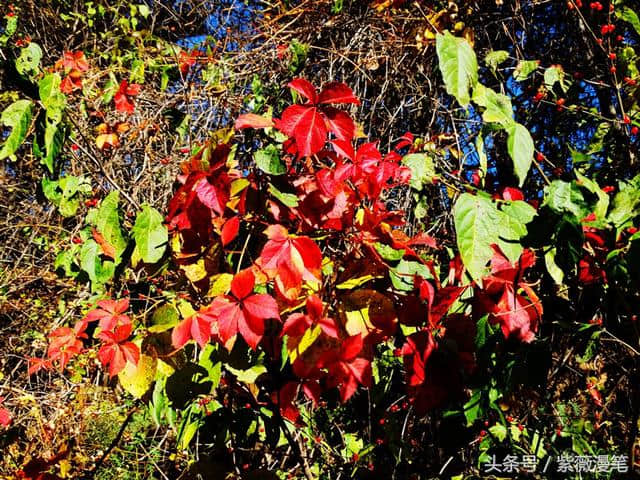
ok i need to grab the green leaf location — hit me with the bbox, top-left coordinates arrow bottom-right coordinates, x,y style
484,50 -> 509,72
513,60 -> 538,81
15,42 -> 42,77
436,31 -> 478,107
0,15 -> 18,46
149,303 -> 180,333
544,180 -> 590,220
608,175 -> 640,229
132,204 -> 168,265
95,192 -> 128,264
489,424 -> 507,442
506,122 -> 534,186
374,243 -> 405,261
544,65 -> 568,92
390,259 -> 432,291
0,99 -> 33,161
402,153 -> 436,190
268,184 -> 298,207
255,144 -> 286,175
453,193 -> 532,283
80,239 -> 116,288
472,83 -> 514,127
226,364 -> 267,384
575,170 -> 609,221
616,7 -> 640,37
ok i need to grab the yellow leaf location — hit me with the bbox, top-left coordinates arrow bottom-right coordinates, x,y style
287,324 -> 322,364
118,354 -> 157,398
336,275 -> 378,290
181,259 -> 207,282
345,308 -> 374,337
207,273 -> 233,297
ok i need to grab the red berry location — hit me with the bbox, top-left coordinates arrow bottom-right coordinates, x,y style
245,403 -> 251,409
556,98 -> 566,106
533,92 -> 545,102
518,424 -> 525,431
379,418 -> 386,425
375,438 -> 384,445
536,152 -> 545,162
71,144 -> 79,151
616,35 -> 624,42
314,435 -> 322,443
484,420 -> 489,427
609,53 -> 617,60
72,236 -> 82,244
610,66 -> 617,74
624,115 -> 631,124
632,127 -> 639,136
351,453 -> 359,462
368,462 -> 374,471
479,430 -> 487,437
506,415 -> 514,422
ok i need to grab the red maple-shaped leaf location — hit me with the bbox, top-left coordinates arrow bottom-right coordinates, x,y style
172,303 -> 221,349
47,320 -> 88,370
273,78 -> 359,157
282,294 -> 339,338
84,298 -> 130,331
97,323 -> 140,377
27,357 -> 53,376
61,51 -> 89,72
475,245 -> 542,343
114,80 -> 141,114
257,225 -> 322,301
210,269 -> 280,350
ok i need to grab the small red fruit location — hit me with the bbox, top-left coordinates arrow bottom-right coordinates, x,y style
610,66 -> 617,74
479,430 -> 487,437
624,115 -> 631,124
609,53 -> 617,60
518,424 -> 525,431
632,126 -> 639,136
351,453 -> 359,463
536,152 -> 545,162
616,35 -> 624,42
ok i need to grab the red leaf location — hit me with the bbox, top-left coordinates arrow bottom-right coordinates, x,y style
276,105 -> 327,157
257,225 -> 322,301
341,334 -> 363,361
323,107 -> 355,141
221,216 -> 240,246
317,82 -> 360,105
84,298 -> 130,331
97,323 -> 140,377
287,78 -> 318,103
171,307 -> 217,349
235,113 -> 274,130
243,294 -> 280,320
0,404 -> 11,428
91,227 -> 116,259
401,330 -> 435,386
195,176 -> 229,216
231,269 -> 256,300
